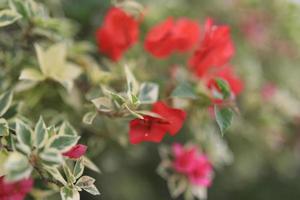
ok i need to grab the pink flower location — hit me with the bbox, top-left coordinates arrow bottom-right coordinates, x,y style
0,177 -> 33,200
172,143 -> 198,173
188,156 -> 213,187
62,144 -> 87,159
171,143 -> 213,187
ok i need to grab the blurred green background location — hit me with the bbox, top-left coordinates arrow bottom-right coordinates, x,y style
49,0 -> 300,199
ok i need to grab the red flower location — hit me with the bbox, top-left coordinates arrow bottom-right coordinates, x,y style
144,17 -> 200,58
0,177 -> 33,200
206,66 -> 244,98
96,7 -> 139,61
62,144 -> 87,159
129,101 -> 186,144
189,18 -> 235,77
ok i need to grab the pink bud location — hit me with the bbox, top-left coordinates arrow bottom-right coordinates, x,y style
63,144 -> 87,159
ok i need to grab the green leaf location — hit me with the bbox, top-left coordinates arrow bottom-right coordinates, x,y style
47,135 -> 80,152
82,156 -> 101,173
60,186 -> 80,200
16,120 -> 32,148
91,97 -> 113,112
0,118 -> 9,136
214,106 -> 234,136
58,121 -> 77,136
44,166 -> 67,185
19,68 -> 46,82
73,158 -> 84,179
0,9 -> 21,27
138,82 -> 159,104
0,91 -> 13,117
82,111 -> 97,125
4,152 -> 33,182
63,164 -> 76,184
171,82 -> 197,99
40,148 -> 63,166
76,176 -> 100,195
125,65 -> 139,97
215,78 -> 231,99
34,116 -> 48,148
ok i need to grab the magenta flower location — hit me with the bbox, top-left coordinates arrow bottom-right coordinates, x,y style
0,176 -> 33,200
62,144 -> 87,159
172,143 -> 213,187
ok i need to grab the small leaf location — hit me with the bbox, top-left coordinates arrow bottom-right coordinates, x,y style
82,156 -> 101,173
215,78 -> 231,99
171,82 -> 197,99
40,148 -> 63,166
4,152 -> 33,182
73,158 -> 84,179
0,9 -> 21,27
58,121 -> 77,136
60,186 -> 80,200
91,97 -> 113,112
76,176 -> 95,187
82,111 -> 97,125
34,116 -> 48,148
125,65 -> 139,97
44,166 -> 67,185
47,135 -> 80,152
138,82 -> 159,104
16,120 -> 32,148
76,176 -> 100,195
214,106 -> 234,136
82,184 -> 100,196
0,91 -> 13,117
0,118 -> 9,136
19,68 -> 45,82
63,164 -> 76,184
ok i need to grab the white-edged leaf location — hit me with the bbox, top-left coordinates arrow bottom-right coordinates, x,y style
0,118 -> 9,136
0,91 -> 13,117
16,120 -> 32,148
60,186 -> 80,200
4,152 -> 33,182
0,9 -> 21,27
34,116 -> 48,148
44,166 -> 67,185
138,82 -> 159,104
82,156 -> 101,173
82,184 -> 100,196
91,97 -> 113,112
82,111 -> 97,125
171,82 -> 197,99
58,121 -> 77,136
75,175 -> 95,188
19,68 -> 45,82
73,158 -> 84,179
40,148 -> 63,166
47,135 -> 80,152
63,164 -> 76,184
125,65 -> 139,97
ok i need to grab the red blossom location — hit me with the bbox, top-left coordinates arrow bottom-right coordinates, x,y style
96,7 -> 139,61
144,17 -> 200,58
171,143 -> 213,187
0,177 -> 33,200
62,144 -> 87,159
189,18 -> 235,77
129,101 -> 186,144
